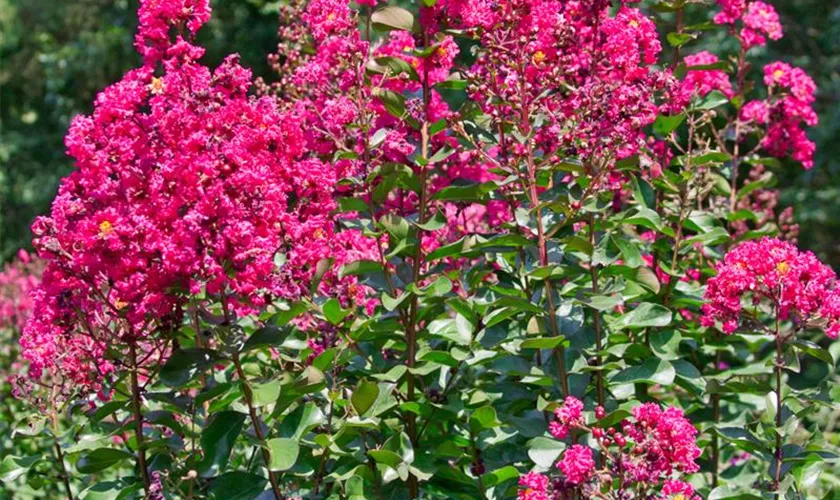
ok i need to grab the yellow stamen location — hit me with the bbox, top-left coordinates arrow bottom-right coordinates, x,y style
776,261 -> 790,274
99,220 -> 114,237
532,51 -> 546,64
149,77 -> 165,95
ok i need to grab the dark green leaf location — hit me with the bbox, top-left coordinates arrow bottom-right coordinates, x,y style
352,380 -> 380,416
160,348 -> 221,387
615,303 -> 672,329
76,449 -> 133,475
242,326 -> 291,352
198,411 -> 247,477
209,472 -> 268,500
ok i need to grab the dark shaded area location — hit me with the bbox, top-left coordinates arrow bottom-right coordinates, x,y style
1,0 -> 838,263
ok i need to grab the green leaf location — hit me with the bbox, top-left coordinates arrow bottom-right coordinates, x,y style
76,448 -> 133,475
369,450 -> 403,468
375,89 -> 407,121
792,340 -> 835,365
379,213 -> 411,240
339,260 -> 384,278
352,380 -> 380,416
198,411 -> 247,477
481,466 -> 519,488
578,294 -> 623,312
415,210 -> 447,231
610,358 -> 676,386
692,90 -> 730,110
432,181 -> 498,201
615,303 -> 672,329
653,113 -> 685,135
612,236 -> 643,268
624,207 -> 663,232
251,381 -> 281,408
594,410 -> 631,429
310,257 -> 333,296
281,402 -> 326,441
323,298 -> 350,325
527,437 -> 565,468
242,326 -> 291,352
78,480 -> 140,500
470,406 -> 501,433
371,6 -> 416,32
267,438 -> 300,471
367,56 -> 419,81
209,472 -> 268,500
160,348 -> 220,387
0,455 -> 39,482
666,32 -> 696,47
521,337 -> 566,349
707,485 -> 764,499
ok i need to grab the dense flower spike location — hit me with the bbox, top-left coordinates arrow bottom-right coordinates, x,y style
460,0 -> 676,175
701,237 -> 840,338
750,62 -> 819,168
23,0 -> 361,389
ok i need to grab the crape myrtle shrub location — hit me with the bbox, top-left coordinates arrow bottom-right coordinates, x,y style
1,0 -> 839,498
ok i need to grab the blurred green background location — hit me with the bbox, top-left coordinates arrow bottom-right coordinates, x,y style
1,0 -> 838,263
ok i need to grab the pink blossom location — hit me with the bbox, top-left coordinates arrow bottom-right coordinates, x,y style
517,472 -> 549,500
558,445 -> 595,485
701,238 -> 840,338
741,1 -> 783,48
550,396 -> 584,439
682,51 -> 733,98
661,479 -> 699,499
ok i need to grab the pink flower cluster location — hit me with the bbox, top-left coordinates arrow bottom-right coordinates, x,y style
714,0 -> 783,49
520,397 -> 700,496
460,1 -> 676,171
702,238 -> 840,338
0,250 -> 42,332
740,62 -> 818,168
549,395 -> 584,439
135,0 -> 211,64
517,471 -> 549,500
622,403 -> 702,481
681,51 -> 733,99
558,444 -> 595,485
